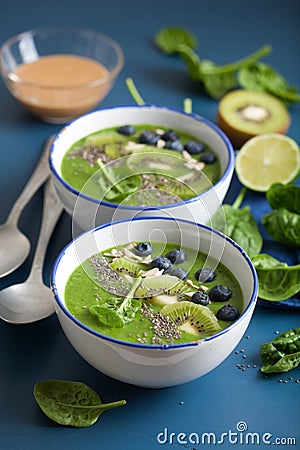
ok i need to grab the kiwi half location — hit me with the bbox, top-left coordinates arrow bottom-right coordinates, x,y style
161,301 -> 221,338
217,90 -> 290,149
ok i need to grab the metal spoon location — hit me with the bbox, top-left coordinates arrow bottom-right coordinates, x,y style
0,179 -> 63,324
0,136 -> 53,278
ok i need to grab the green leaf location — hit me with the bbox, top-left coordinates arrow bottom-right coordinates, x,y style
251,253 -> 288,269
177,45 -> 203,80
154,27 -> 197,54
89,277 -> 143,328
260,328 -> 300,373
262,208 -> 300,247
97,160 -> 142,202
251,254 -> 300,300
238,62 -> 300,104
211,204 -> 263,257
266,183 -> 300,214
201,70 -> 236,100
89,300 -> 125,327
33,380 -> 126,427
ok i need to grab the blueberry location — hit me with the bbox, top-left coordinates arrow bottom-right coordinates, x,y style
139,130 -> 160,145
165,248 -> 187,264
184,140 -> 205,155
217,304 -> 240,321
195,268 -> 216,283
150,256 -> 172,272
117,125 -> 136,136
164,139 -> 184,152
209,285 -> 232,302
167,267 -> 188,280
161,129 -> 179,142
133,242 -> 152,257
200,152 -> 217,164
191,291 -> 210,306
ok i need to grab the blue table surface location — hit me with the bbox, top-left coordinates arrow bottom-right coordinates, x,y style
0,1 -> 299,449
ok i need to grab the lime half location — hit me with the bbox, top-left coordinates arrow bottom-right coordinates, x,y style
235,133 -> 300,192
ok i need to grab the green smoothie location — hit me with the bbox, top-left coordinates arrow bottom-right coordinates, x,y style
65,242 -> 243,346
61,124 -> 221,206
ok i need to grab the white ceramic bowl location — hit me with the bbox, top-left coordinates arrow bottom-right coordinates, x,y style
49,105 -> 235,231
51,217 -> 258,388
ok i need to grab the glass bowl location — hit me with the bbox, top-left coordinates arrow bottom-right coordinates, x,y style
0,27 -> 124,123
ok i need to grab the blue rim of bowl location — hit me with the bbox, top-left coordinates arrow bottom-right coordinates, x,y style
49,104 -> 235,211
51,216 -> 259,350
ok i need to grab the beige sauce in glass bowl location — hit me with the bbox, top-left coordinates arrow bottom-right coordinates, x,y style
10,54 -> 111,123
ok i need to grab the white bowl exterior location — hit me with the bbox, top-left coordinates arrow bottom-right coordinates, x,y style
52,218 -> 258,388
55,305 -> 254,388
50,106 -> 234,230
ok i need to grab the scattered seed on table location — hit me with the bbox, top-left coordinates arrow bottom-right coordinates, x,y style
246,335 -> 250,339
242,355 -> 247,359
275,331 -> 280,335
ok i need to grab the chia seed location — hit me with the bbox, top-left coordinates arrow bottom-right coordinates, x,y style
68,144 -> 112,166
89,254 -> 131,296
141,303 -> 181,344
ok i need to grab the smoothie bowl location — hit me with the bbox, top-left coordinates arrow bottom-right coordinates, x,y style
51,217 -> 258,388
49,105 -> 235,231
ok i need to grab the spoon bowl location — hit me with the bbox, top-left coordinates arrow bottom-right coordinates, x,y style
0,180 -> 63,324
0,280 -> 53,324
0,224 -> 30,277
0,136 -> 53,278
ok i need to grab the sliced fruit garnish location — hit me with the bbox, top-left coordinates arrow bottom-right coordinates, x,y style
235,133 -> 300,192
161,301 -> 221,338
135,274 -> 189,299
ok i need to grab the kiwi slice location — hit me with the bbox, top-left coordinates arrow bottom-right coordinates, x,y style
156,175 -> 196,200
110,257 -> 145,277
217,89 -> 290,149
127,150 -> 190,177
161,301 -> 221,338
135,274 -> 189,299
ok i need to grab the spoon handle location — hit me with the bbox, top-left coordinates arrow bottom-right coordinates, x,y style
6,135 -> 54,226
28,179 -> 63,283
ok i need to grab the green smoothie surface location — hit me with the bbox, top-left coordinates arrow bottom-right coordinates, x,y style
65,242 -> 243,346
60,124 -> 221,206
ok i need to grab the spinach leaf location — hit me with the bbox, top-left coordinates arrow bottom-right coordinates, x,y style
155,27 -> 271,100
154,27 -> 197,54
34,380 -> 126,427
251,254 -> 300,300
266,183 -> 300,214
262,208 -> 300,247
97,160 -> 142,202
260,328 -> 300,373
238,62 -> 300,104
211,187 -> 263,257
89,276 -> 142,327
